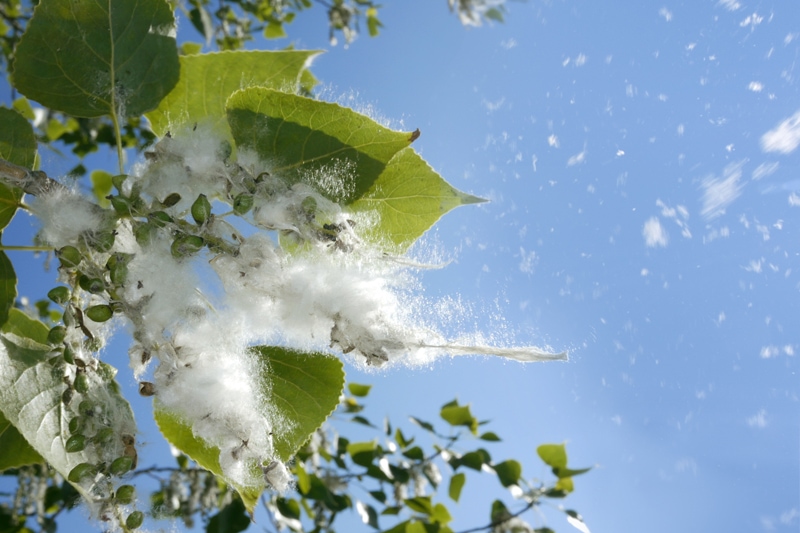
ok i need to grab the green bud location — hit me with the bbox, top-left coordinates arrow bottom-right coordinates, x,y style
47,326 -> 67,345
126,511 -> 144,530
65,434 -> 86,453
47,286 -> 70,305
93,231 -> 116,253
78,274 -> 105,294
57,246 -> 82,269
111,174 -> 127,191
67,463 -> 96,483
85,305 -> 113,323
171,234 -> 205,258
161,192 -> 181,207
148,211 -> 172,228
115,485 -> 136,504
233,193 -> 254,215
73,372 -> 89,394
191,194 -> 212,225
109,456 -> 134,476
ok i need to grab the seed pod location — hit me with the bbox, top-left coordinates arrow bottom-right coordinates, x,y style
78,400 -> 94,416
161,192 -> 181,207
191,194 -> 212,225
47,326 -> 67,345
61,388 -> 74,406
65,434 -> 86,453
78,274 -> 105,294
171,234 -> 205,258
93,427 -> 114,444
68,416 -> 83,434
85,305 -> 113,323
109,456 -> 134,476
63,344 -> 76,364
106,254 -> 131,286
67,463 -> 96,483
93,230 -> 116,253
111,174 -> 127,191
148,211 -> 172,228
73,373 -> 89,394
47,286 -> 70,305
115,485 -> 136,504
110,195 -> 134,215
233,193 -> 254,215
57,246 -> 82,269
138,382 -> 155,397
126,511 -> 144,530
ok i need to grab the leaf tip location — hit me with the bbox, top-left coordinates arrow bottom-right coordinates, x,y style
409,128 -> 421,143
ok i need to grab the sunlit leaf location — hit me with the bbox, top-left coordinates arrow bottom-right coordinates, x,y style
12,0 -> 179,118
0,107 -> 34,231
146,50 -> 319,138
537,443 -> 568,469
348,382 -> 372,397
493,459 -> 522,487
226,87 -> 414,203
448,472 -> 466,502
350,147 -> 485,250
90,170 -> 113,208
440,400 -> 479,434
0,253 -> 16,328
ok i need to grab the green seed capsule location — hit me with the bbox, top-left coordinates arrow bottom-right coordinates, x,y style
78,274 -> 105,294
109,456 -> 134,476
93,427 -> 114,444
67,463 -> 96,483
61,388 -> 74,405
65,434 -> 86,453
161,192 -> 181,207
126,511 -> 144,530
78,400 -> 94,416
47,286 -> 70,305
85,305 -> 113,323
111,174 -> 127,191
191,194 -> 212,225
73,373 -> 89,394
68,416 -> 83,434
170,234 -> 205,258
115,485 -> 136,504
93,231 -> 116,253
63,344 -> 75,364
148,211 -> 172,228
110,196 -> 134,215
106,254 -> 130,286
233,193 -> 254,215
47,326 -> 67,345
57,246 -> 82,269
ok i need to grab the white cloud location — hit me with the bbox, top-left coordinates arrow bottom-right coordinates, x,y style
751,161 -> 779,180
700,161 -> 744,220
519,247 -> 538,274
659,7 -> 673,21
643,217 -> 668,247
567,145 -> 587,166
748,81 -> 764,92
761,110 -> 800,153
717,0 -> 741,10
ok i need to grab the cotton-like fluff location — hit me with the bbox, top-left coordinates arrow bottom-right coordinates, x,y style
30,187 -> 107,247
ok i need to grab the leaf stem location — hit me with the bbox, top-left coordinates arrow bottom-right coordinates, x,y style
0,245 -> 51,252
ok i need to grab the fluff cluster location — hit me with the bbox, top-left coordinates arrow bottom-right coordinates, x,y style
32,125 -> 564,492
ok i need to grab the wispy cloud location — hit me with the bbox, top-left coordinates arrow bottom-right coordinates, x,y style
717,0 -> 741,11
746,409 -> 768,428
643,217 -> 668,247
761,110 -> 800,154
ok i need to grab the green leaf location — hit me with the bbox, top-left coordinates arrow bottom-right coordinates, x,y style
0,253 -> 16,328
350,147 -> 485,250
404,496 -> 433,515
490,500 -> 511,524
11,97 -> 35,121
154,404 -> 263,513
479,431 -> 501,442
347,440 -> 378,467
440,401 -> 479,434
553,466 -> 592,479
0,410 -> 43,469
226,87 -> 415,203
207,497 -> 250,533
0,332 -> 135,501
265,20 -> 287,39
348,382 -> 372,397
409,416 -> 436,434
0,107 -> 34,232
493,460 -> 522,487
448,472 -> 466,502
146,50 -> 319,138
537,443 -> 568,469
251,346 -> 344,461
431,503 -> 452,525
2,309 -> 50,345
12,0 -> 179,119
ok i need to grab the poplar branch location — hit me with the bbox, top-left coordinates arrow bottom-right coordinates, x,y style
0,157 -> 66,196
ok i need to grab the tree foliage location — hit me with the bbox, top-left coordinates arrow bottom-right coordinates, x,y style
0,1 -> 588,532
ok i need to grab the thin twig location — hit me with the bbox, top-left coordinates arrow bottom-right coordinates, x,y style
0,158 -> 66,196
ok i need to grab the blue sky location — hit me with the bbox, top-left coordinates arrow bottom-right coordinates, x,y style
2,1 -> 800,532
